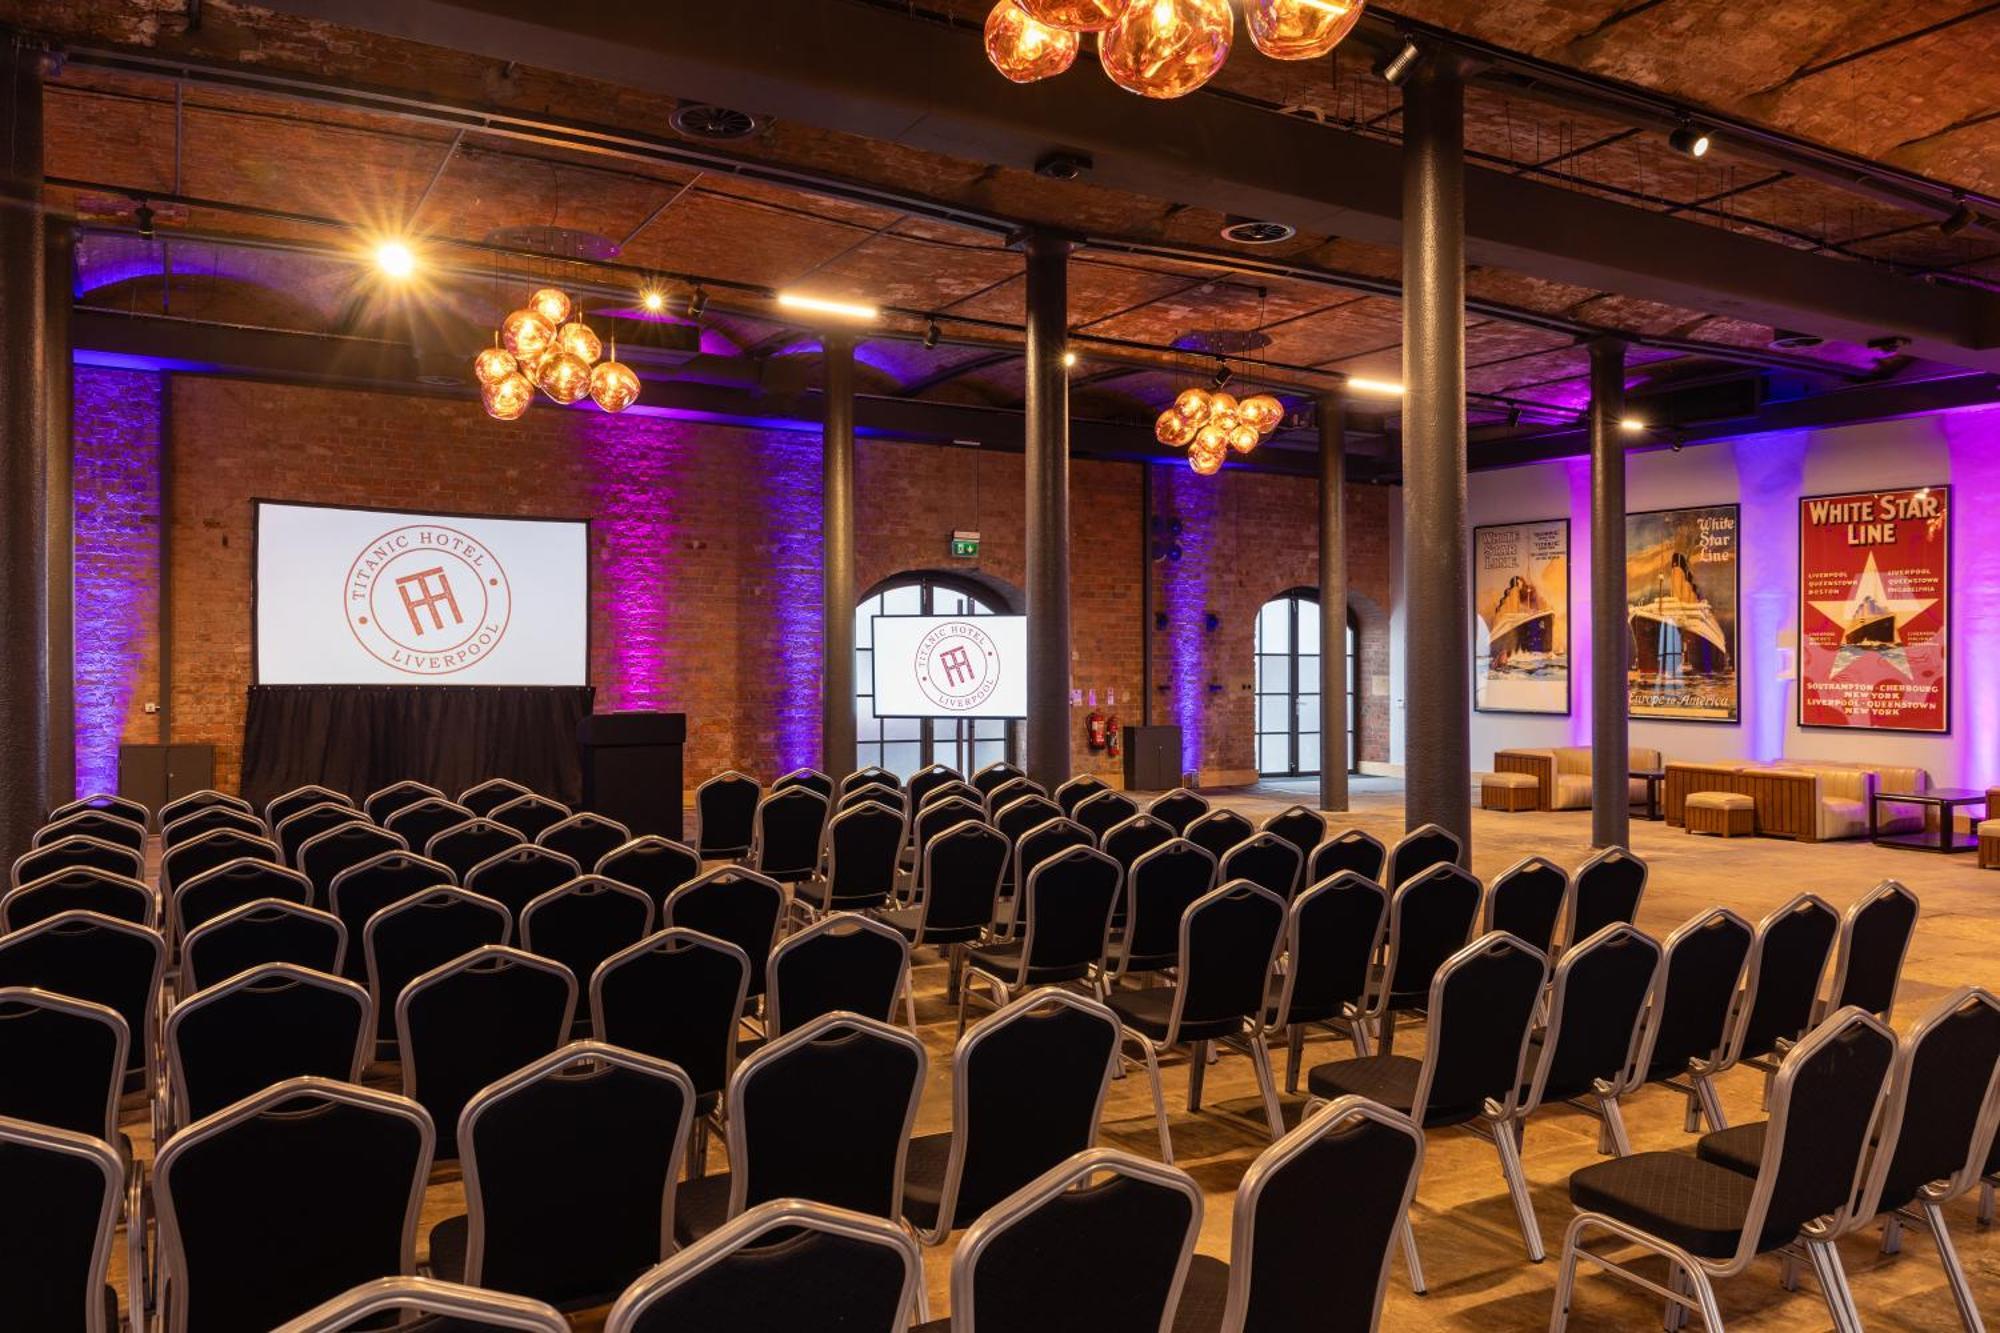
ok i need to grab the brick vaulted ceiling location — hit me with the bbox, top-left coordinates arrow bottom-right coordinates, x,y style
9,0 -> 1999,473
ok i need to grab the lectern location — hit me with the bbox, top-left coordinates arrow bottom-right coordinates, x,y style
577,712 -> 686,841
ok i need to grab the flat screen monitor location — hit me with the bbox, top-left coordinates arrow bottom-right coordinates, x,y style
869,613 -> 1028,719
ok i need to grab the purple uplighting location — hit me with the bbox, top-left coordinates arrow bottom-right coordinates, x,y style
581,412 -> 685,712
1157,462 -> 1217,777
1733,431 -> 1808,762
1946,407 -> 2000,788
753,433 -> 826,772
1564,457 -> 1592,746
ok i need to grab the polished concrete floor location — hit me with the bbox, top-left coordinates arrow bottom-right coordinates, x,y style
118,781 -> 2000,1329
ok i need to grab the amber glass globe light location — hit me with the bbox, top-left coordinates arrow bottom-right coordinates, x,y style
501,308 -> 556,362
985,1 -> 1080,83
590,348 -> 641,413
1015,0 -> 1131,30
1189,437 -> 1226,474
529,287 -> 572,326
536,350 -> 593,404
1238,393 -> 1284,433
1245,0 -> 1363,60
557,320 -> 602,364
1228,422 -> 1261,453
482,371 -> 535,421
1156,409 -> 1197,447
1173,386 -> 1213,423
1206,390 -> 1241,431
1101,0 -> 1234,99
473,343 -> 517,386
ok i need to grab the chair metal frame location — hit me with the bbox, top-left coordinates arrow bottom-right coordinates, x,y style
767,910 -> 913,1035
263,784 -> 352,829
1690,891 -> 1839,1129
12,834 -> 146,890
772,766 -> 835,798
382,797 -> 477,848
361,780 -> 447,824
171,856 -> 312,946
692,770 -> 762,859
959,845 -> 1121,1033
51,792 -> 150,830
36,808 -> 149,853
1307,827 -> 1388,885
270,1276 -> 568,1333
1268,869 -> 1389,1091
1817,878 -> 1920,1025
157,790 -> 252,827
163,961 -> 372,1130
0,985 -> 129,1141
458,778 -> 535,815
178,897 -> 346,995
1,866 -> 156,932
489,793 -> 575,840
0,1114 -> 125,1333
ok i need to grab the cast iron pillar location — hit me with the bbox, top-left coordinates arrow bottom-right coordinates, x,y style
821,333 -> 857,776
1318,391 -> 1349,812
1589,337 -> 1630,849
1399,52 -> 1470,861
1023,231 -> 1073,787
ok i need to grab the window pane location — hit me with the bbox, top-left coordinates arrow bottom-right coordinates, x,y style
1296,734 -> 1320,775
855,696 -> 880,734
854,602 -> 876,648
884,583 -> 922,614
1258,655 -> 1290,693
1257,598 -> 1291,653
883,742 -> 923,777
1297,695 -> 1321,733
974,717 -> 1008,738
855,741 -> 883,772
972,739 -> 1007,770
1258,695 -> 1290,731
1298,654 -> 1320,688
1297,601 -> 1321,654
884,716 -> 921,741
855,648 -> 872,692
1259,734 -> 1291,774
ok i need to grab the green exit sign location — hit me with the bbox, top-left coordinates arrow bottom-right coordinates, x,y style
950,530 -> 980,558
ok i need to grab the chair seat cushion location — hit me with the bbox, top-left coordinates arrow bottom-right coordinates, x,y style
1106,987 -> 1243,1044
672,1172 -> 733,1247
1685,792 -> 1754,812
1568,1151 -> 1756,1259
1694,1122 -> 1766,1178
427,1212 -> 469,1283
869,904 -> 982,945
899,1131 -> 952,1232
1169,1254 -> 1230,1333
1305,1055 -> 1424,1118
967,941 -> 1024,975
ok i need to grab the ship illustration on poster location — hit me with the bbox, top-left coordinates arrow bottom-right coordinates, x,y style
1473,519 -> 1569,715
1486,577 -> 1558,669
1625,506 -> 1738,722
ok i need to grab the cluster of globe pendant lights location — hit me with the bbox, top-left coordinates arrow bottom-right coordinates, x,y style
1158,386 -> 1284,474
985,0 -> 1364,97
473,287 -> 641,420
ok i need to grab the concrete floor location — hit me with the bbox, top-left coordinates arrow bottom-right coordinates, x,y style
120,781 -> 2000,1329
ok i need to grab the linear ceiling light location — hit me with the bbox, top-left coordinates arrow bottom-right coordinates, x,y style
776,292 -> 879,320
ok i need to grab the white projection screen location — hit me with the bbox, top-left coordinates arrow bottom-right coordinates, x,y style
870,614 -> 1028,719
255,501 -> 589,685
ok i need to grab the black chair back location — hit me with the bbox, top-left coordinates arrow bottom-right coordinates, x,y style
920,780 -> 982,812
1827,880 -> 1919,1021
328,850 -> 455,982
663,868 -> 785,999
362,780 -> 444,825
914,821 -> 1008,939
749,786 -> 828,884
398,946 -> 576,1160
1416,933 -> 1548,1126
0,1119 -> 123,1333
384,798 -> 477,856
167,963 -> 371,1125
276,802 -> 363,867
838,782 -> 904,816
1185,808 -> 1254,863
1527,924 -> 1661,1108
162,829 -> 278,901
768,913 -> 908,1036
0,988 -> 126,1139
1176,882 -> 1287,1033
694,771 -> 761,859
907,763 -> 962,812
1381,862 -> 1481,1008
51,792 -> 149,829
842,766 -> 901,797
1641,908 -> 1754,1082
158,789 -> 251,828
1308,828 -> 1387,884
154,1078 -> 432,1333
1073,789 -> 1140,842
594,836 -> 702,915
971,761 -> 1027,799
1485,855 -> 1570,958
1569,846 -> 1647,945
1734,893 -> 1839,1063
1261,805 -> 1328,867
175,857 -> 312,942
1385,822 -> 1462,887
994,795 -> 1062,853
537,813 -> 633,872
591,929 -> 749,1104
1055,775 -> 1110,817
1274,871 -> 1387,1027
425,818 -> 527,883
519,877 -> 654,1003
301,823 -> 408,909
773,767 -> 834,799
1219,832 -> 1304,902
1859,989 -> 2000,1223
1,867 -> 152,932
460,778 -> 534,818
182,899 -> 346,994
465,846 -> 583,922
1016,817 -> 1094,900
1147,788 -> 1210,835
37,809 -> 148,855
0,911 -> 162,1087
491,794 -> 573,843
14,835 -> 144,892
1116,839 -> 1215,976
363,887 -> 511,1044
267,785 -> 354,830
914,797 -> 986,874
985,777 -> 1046,820
1015,848 -> 1120,984
820,802 -> 905,911
162,805 -> 264,851
1751,1012 -> 1895,1252
1101,813 -> 1174,878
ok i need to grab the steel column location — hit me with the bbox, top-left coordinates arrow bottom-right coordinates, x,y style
1318,391 -> 1349,813
44,218 -> 74,810
1023,231 -> 1073,786
1589,337 -> 1630,849
821,333 -> 857,776
1399,54 -> 1470,859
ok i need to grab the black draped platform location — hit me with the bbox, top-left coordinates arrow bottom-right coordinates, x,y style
241,685 -> 594,813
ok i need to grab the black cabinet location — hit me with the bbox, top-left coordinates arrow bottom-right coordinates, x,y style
1121,725 -> 1183,792
117,743 -> 217,822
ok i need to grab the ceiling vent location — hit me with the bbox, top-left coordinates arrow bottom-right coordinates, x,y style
1219,217 -> 1297,245
671,104 -> 767,141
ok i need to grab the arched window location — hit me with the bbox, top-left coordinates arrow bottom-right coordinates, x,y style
854,574 -> 1017,779
1254,590 -> 1362,778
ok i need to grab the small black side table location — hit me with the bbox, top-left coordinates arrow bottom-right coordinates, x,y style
1870,788 -> 1987,853
1630,768 -> 1666,821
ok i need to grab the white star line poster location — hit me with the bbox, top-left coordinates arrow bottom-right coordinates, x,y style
1798,485 -> 1949,732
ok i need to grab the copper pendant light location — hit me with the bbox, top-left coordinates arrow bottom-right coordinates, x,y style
1099,0 -> 1234,100
984,1 -> 1080,83
1244,0 -> 1365,61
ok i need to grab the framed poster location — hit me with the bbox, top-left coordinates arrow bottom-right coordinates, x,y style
1473,518 -> 1570,714
1626,504 -> 1739,722
1797,485 -> 1949,733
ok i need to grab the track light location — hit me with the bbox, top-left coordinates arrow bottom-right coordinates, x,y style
923,319 -> 941,350
1940,199 -> 1978,236
640,288 -> 666,314
1374,38 -> 1423,86
686,285 -> 709,319
134,201 -> 155,240
1211,361 -> 1233,390
1668,124 -> 1711,159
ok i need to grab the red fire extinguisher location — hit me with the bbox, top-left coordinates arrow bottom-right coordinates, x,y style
1086,710 -> 1109,752
1105,715 -> 1122,759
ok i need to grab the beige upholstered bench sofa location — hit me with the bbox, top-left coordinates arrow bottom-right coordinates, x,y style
1492,746 -> 1663,812
1660,760 -> 1930,842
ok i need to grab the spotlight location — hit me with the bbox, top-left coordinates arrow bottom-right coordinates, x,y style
1668,124 -> 1711,159
1347,376 -> 1404,396
1940,199 -> 1978,237
374,240 -> 416,279
1670,438 -> 1685,453
686,285 -> 709,319
776,291 -> 878,321
134,201 -> 155,240
1619,417 -> 1647,432
640,288 -> 666,314
1374,38 -> 1423,87
1505,407 -> 1521,428
1211,361 -> 1233,390
923,319 -> 941,351
1062,351 -> 1077,367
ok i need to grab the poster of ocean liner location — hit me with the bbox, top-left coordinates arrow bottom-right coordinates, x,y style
1626,505 -> 1738,722
1798,485 -> 1949,733
1473,519 -> 1569,714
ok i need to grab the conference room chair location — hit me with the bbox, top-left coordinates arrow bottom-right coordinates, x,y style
767,912 -> 910,1035
383,797 -> 476,856
1111,881 -> 1288,1163
431,1042 -> 695,1311
591,927 -> 750,1173
1146,787 -> 1211,835
396,944 -> 576,1161
608,1199 -> 924,1333
519,876 -> 654,1028
970,759 -> 1027,800
464,845 -> 582,922
163,961 -> 371,1129
991,795 -> 1062,880
1356,861 -> 1482,1057
1384,822 -> 1463,888
1100,812 -> 1175,881
920,779 -> 983,813
265,783 -> 353,831
0,910 -> 163,1095
151,1077 -> 434,1333
663,867 -> 785,1003
1483,855 -> 1571,960
157,788 -> 252,828
1509,924 -> 1663,1172
839,781 -> 908,817
172,857 -> 311,943
360,779 -> 445,825
459,777 -> 536,819
161,804 -> 267,852
272,1276 -> 568,1333
161,829 -> 277,904
594,835 -> 701,915
275,801 -> 363,868
909,797 -> 987,899
362,887 -> 511,1054
1260,804 -> 1328,868
179,899 -> 346,994
770,767 -> 831,798
984,776 -> 1047,820
903,988 -> 1120,1245
2,867 -> 153,932
792,799 -> 904,925
1105,838 -> 1215,984
1697,987 -> 2000,1332
1217,832 -> 1304,903
1567,845 -> 1649,949
693,770 -> 762,861
748,785 -> 828,885
1266,870 -> 1388,1093
1817,878 -> 1919,1024
37,809 -> 148,856
1307,827 -> 1387,885
51,791 -> 150,831
843,765 -> 903,796
0,987 -> 127,1142
934,1148 -> 1202,1333
536,810 -> 632,872
300,821 -> 407,909
13,835 -> 145,892
1010,817 -> 1094,930
1072,789 -> 1140,843
672,1010 -> 927,1246
907,762 -> 963,813
1184,808 -> 1254,864
1308,932 -> 1551,1281
870,819 -> 1008,1001
425,817 -> 526,883
1550,1009 -> 1896,1333
489,793 -> 573,843
1690,891 -> 1840,1129
1628,907 -> 1755,1134
1054,773 -> 1109,817
0,1116 -> 125,1333
326,849 -> 455,981
960,846 -> 1120,1036
1171,1097 -> 1426,1333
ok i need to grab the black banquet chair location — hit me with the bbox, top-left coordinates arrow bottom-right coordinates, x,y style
1384,822 -> 1462,888
490,794 -> 573,843
870,820 -> 1008,998
748,785 -> 829,885
0,1116 -> 125,1333
327,850 -> 456,982
971,760 -> 1027,800
537,811 -> 633,873
843,765 -> 902,796
164,961 -> 372,1128
591,927 -> 749,1123
51,791 -> 149,830
459,778 -> 535,818
161,804 -> 264,851
172,857 -> 311,944
1217,832 -> 1303,902
1260,804 -> 1327,867
1567,845 -> 1648,948
694,771 -> 762,861
267,783 -> 353,830
519,876 -> 655,1019
276,802 -> 362,868
14,835 -> 145,892
157,788 -> 252,828
1101,813 -> 1175,880
152,1077 -> 433,1333
1818,878 -> 1919,1023
464,845 -> 583,922
605,1199 -> 924,1333
1106,839 -> 1216,984
1073,789 -> 1140,842
1147,787 -> 1211,835
1355,861 -> 1482,1056
383,798 -> 477,857
1054,774 -> 1109,816
1012,817 -> 1095,916
271,1277 -> 567,1333
1184,809 -> 1254,864
662,868 -> 785,1002
959,846 -> 1120,1035
160,829 -> 279,902
984,776 -> 1046,820
774,767 -> 835,799
1630,907 -> 1755,1133
362,887 -> 512,1053
767,912 -> 911,1035
1484,855 -> 1571,960
1,867 -> 154,932
361,779 -> 444,825
425,818 -> 525,883
1267,870 -> 1388,1093
0,910 -> 163,1094
907,763 -> 963,813
791,799 -> 904,925
1688,891 -> 1838,1130
908,797 -> 987,891
300,822 -> 408,909
1309,828 -> 1387,885
0,986 -> 128,1142
180,899 -> 346,994
37,808 -> 148,855
594,836 -> 702,915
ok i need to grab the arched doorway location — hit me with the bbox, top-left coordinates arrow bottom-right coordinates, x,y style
853,573 -> 1018,779
1254,589 -> 1361,778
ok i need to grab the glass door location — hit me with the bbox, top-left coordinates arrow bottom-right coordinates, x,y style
854,577 -> 1015,780
1255,591 -> 1321,778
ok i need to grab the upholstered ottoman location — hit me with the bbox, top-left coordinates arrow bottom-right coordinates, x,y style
1480,771 -> 1539,812
1980,820 -> 2000,869
1686,791 -> 1754,838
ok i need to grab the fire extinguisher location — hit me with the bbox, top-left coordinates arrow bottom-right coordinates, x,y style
1105,715 -> 1122,759
1086,710 -> 1109,752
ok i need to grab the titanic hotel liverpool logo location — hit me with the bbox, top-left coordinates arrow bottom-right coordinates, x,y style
913,620 -> 1001,712
345,524 -> 512,675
